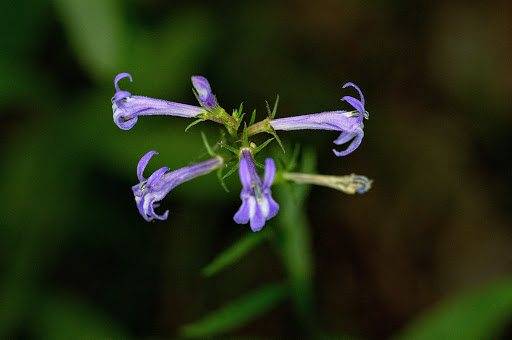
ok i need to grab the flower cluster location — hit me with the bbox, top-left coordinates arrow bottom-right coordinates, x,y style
112,73 -> 371,231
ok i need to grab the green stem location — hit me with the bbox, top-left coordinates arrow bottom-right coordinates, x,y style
272,147 -> 318,337
246,118 -> 272,137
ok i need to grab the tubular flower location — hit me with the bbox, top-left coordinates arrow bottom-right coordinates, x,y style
112,73 -> 206,130
283,172 -> 373,194
133,151 -> 224,221
269,82 -> 369,156
233,148 -> 280,232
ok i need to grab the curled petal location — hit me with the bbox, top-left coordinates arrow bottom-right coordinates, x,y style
342,82 -> 365,109
114,113 -> 138,130
133,156 -> 224,222
137,151 -> 158,182
114,73 -> 133,101
135,196 -> 152,222
146,166 -> 170,189
115,73 -> 133,91
332,128 -> 364,157
147,201 -> 169,221
341,82 -> 365,125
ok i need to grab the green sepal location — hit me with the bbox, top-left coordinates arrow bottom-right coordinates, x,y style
249,109 -> 257,126
235,113 -> 246,130
185,117 -> 206,132
222,161 -> 239,180
269,130 -> 285,152
219,142 -> 239,155
191,87 -> 201,106
253,138 -> 275,155
233,102 -> 243,120
192,88 -> 227,122
253,159 -> 265,169
271,95 -> 279,119
241,123 -> 249,148
200,132 -> 216,157
216,168 -> 229,192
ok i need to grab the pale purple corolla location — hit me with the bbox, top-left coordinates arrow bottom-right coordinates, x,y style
133,150 -> 224,221
112,73 -> 207,130
269,82 -> 369,156
233,148 -> 280,232
191,76 -> 217,108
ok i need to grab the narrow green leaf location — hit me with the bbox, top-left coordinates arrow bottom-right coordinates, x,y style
265,99 -> 271,116
393,277 -> 512,340
180,283 -> 287,338
202,231 -> 265,277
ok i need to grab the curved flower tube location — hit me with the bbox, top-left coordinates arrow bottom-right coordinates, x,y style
112,73 -> 206,130
269,82 -> 369,156
132,151 -> 224,221
233,148 -> 280,232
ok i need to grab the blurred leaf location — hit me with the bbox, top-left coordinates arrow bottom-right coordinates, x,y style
129,9 -> 216,97
0,0 -> 49,57
273,146 -> 317,333
180,283 -> 287,338
34,293 -> 129,339
201,231 -> 266,277
51,0 -> 125,81
393,277 -> 512,340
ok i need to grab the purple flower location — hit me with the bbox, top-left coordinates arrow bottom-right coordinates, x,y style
191,76 -> 217,108
269,82 -> 368,156
233,148 -> 280,232
133,151 -> 224,221
112,73 -> 206,130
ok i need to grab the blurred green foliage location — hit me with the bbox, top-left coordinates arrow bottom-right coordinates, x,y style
1,0 -> 512,338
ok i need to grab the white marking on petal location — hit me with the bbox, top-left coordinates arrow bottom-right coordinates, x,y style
143,197 -> 152,218
248,196 -> 256,219
259,197 -> 269,218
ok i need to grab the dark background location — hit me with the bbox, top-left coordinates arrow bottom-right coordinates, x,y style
1,0 -> 511,338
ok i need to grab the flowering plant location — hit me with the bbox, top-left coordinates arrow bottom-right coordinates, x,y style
112,73 -> 372,231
